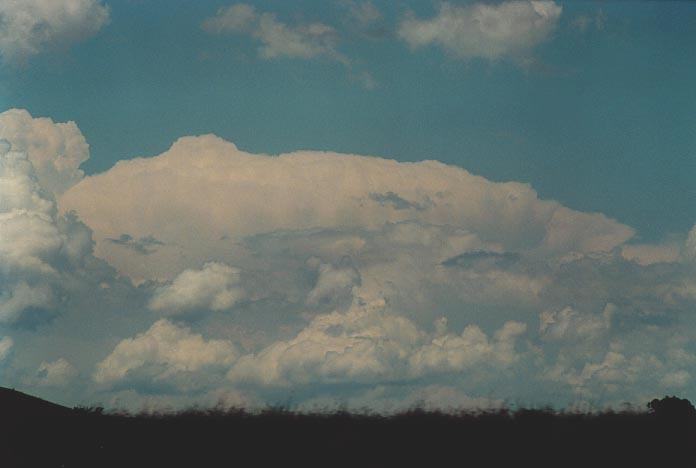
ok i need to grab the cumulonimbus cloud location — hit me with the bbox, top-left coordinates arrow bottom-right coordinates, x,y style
59,133 -> 634,281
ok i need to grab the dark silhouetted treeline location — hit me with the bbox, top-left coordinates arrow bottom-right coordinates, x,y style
1,388 -> 695,467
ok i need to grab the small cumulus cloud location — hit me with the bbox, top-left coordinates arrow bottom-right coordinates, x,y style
33,358 -> 78,387
149,262 -> 245,316
398,1 -> 562,65
0,0 -> 109,65
94,319 -> 238,387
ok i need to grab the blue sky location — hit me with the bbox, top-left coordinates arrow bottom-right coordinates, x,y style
1,1 -> 694,241
1,1 -> 696,411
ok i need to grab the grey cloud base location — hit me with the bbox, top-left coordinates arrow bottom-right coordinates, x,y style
1,111 -> 696,411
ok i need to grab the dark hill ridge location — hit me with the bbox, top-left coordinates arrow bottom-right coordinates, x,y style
0,387 -> 74,418
0,387 -> 695,468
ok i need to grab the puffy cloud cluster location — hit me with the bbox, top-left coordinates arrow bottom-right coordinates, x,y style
0,109 -> 90,196
202,3 -> 345,62
0,140 -> 93,324
398,1 -> 562,63
149,262 -> 245,316
94,319 -> 238,386
227,297 -> 527,388
0,0 -> 109,64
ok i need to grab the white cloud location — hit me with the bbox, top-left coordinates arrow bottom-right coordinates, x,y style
0,143 -> 94,323
94,319 -> 239,386
149,262 -> 245,316
408,319 -> 527,377
203,3 -> 345,63
34,358 -> 78,387
60,134 -> 633,282
0,109 -> 90,195
398,1 -> 562,63
0,0 -> 109,64
201,3 -> 257,34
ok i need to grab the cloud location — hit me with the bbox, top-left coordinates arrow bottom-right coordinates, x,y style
340,1 -> 382,29
306,260 -> 361,308
398,1 -> 562,63
0,143 -> 94,324
203,3 -> 346,63
228,297 -> 527,388
3,112 -> 696,410
33,358 -> 78,387
0,0 -> 109,64
621,242 -> 681,266
0,109 -> 90,196
60,134 -> 633,282
539,305 -> 611,342
148,262 -> 245,316
0,337 -> 13,362
94,319 -> 238,386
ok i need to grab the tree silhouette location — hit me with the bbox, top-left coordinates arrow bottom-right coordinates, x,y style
647,396 -> 696,419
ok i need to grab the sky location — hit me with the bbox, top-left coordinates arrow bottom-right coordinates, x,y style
0,0 -> 695,412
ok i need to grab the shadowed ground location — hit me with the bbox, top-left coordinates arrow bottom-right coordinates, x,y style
1,388 -> 695,467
